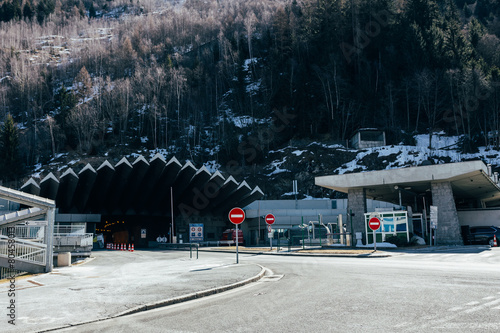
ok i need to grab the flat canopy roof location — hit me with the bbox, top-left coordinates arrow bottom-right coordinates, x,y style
315,161 -> 500,207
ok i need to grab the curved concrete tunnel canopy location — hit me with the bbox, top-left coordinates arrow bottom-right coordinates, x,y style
315,160 -> 500,207
20,156 -> 264,217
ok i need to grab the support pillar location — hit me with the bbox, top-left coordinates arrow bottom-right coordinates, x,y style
45,207 -> 55,272
347,188 -> 367,241
431,182 -> 463,245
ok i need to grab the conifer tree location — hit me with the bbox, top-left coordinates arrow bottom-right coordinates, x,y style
0,114 -> 22,181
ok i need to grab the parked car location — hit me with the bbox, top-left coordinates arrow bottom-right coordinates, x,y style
461,226 -> 500,246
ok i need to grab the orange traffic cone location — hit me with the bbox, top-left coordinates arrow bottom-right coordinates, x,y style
112,243 -> 115,250
121,243 -> 125,251
130,244 -> 134,252
494,235 -> 498,247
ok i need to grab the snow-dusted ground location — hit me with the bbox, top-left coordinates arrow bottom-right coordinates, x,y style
34,132 -> 500,195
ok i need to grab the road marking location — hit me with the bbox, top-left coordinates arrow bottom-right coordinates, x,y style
464,298 -> 500,313
27,279 -> 44,286
261,274 -> 284,282
448,306 -> 463,311
466,301 -> 480,306
483,296 -> 496,300
431,322 -> 500,330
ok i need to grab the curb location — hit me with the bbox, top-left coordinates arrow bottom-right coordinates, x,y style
37,264 -> 266,332
113,264 -> 266,317
197,248 -> 393,258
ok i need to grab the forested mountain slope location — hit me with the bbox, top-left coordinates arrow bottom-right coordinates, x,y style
0,0 -> 499,195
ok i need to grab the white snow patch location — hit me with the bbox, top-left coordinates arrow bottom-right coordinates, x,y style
203,160 -> 220,173
415,133 -> 459,149
291,150 -> 306,156
267,157 -> 289,176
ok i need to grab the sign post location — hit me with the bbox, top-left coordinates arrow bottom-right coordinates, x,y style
368,215 -> 381,251
265,214 -> 275,250
430,205 -> 438,246
189,223 -> 204,243
229,207 -> 245,264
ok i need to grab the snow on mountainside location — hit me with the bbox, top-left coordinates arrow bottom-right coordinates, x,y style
30,132 -> 500,200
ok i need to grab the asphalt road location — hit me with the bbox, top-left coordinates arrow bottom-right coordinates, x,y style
54,247 -> 500,333
0,250 -> 262,333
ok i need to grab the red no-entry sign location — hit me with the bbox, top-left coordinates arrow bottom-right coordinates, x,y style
265,214 -> 275,225
369,217 -> 381,231
229,207 -> 245,224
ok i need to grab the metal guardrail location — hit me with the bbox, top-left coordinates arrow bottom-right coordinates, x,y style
0,267 -> 26,280
0,225 -> 44,240
53,225 -> 86,234
53,233 -> 93,247
199,241 -> 221,247
0,235 -> 47,265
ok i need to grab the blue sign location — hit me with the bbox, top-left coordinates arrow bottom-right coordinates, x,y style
189,224 -> 204,242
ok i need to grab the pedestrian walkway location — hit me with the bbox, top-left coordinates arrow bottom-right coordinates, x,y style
0,250 -> 263,333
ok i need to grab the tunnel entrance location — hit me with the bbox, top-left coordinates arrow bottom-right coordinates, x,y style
97,215 -> 171,248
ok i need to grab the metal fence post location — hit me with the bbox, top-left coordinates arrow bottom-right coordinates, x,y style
301,217 -> 305,250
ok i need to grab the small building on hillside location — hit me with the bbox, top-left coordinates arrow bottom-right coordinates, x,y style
349,128 -> 386,149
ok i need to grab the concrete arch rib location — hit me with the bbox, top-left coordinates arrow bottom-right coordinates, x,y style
71,163 -> 97,213
173,166 -> 212,214
105,157 -> 134,215
134,154 -> 166,213
233,186 -> 264,209
213,180 -> 252,214
198,171 -> 226,214
56,168 -> 79,212
85,160 -> 115,213
146,157 -> 182,215
40,173 -> 59,200
205,176 -> 239,213
120,156 -> 150,214
20,178 -> 41,197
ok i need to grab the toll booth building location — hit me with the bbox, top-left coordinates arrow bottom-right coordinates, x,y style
243,199 -> 401,246
15,154 -> 263,258
315,160 -> 500,246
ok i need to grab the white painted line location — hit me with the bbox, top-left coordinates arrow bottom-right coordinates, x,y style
466,301 -> 480,306
483,296 -> 496,300
464,298 -> 500,313
448,306 -> 463,312
230,214 -> 244,218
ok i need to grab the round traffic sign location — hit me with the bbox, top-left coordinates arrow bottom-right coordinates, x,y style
368,217 -> 381,231
265,214 -> 275,225
228,207 -> 245,224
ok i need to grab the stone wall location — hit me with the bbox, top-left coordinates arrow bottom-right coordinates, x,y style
347,188 -> 367,240
431,182 -> 463,245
